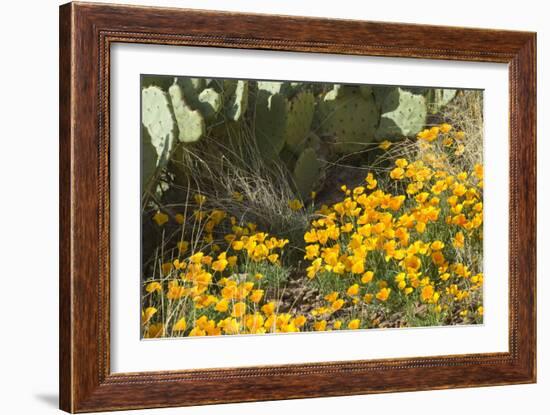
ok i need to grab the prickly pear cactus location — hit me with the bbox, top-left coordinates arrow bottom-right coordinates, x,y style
168,83 -> 205,143
375,87 -> 427,140
141,86 -> 176,167
295,132 -> 322,156
292,148 -> 321,200
255,92 -> 288,157
317,85 -> 379,153
284,91 -> 316,153
359,85 -> 373,100
425,88 -> 457,114
141,75 -> 175,90
256,81 -> 302,97
196,88 -> 222,120
254,88 -> 316,158
141,125 -> 159,192
177,77 -> 205,107
257,81 -> 286,95
226,80 -> 248,121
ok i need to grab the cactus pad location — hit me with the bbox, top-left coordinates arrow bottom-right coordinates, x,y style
226,80 -> 248,121
197,88 -> 222,120
254,91 -> 288,157
426,88 -> 457,114
284,91 -> 316,153
375,87 -> 427,140
317,85 -> 379,153
292,148 -> 321,200
168,83 -> 205,143
141,85 -> 176,163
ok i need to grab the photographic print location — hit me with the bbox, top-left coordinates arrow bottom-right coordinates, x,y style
140,76 -> 484,339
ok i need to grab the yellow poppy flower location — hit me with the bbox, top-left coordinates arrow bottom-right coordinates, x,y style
188,327 -> 206,337
161,262 -> 173,276
194,194 -> 206,205
363,293 -> 374,303
293,315 -> 307,327
173,318 -> 187,332
347,319 -> 361,330
421,285 -> 434,302
361,271 -> 374,284
145,282 -> 162,294
325,291 -> 339,302
431,240 -> 445,250
211,253 -> 229,272
215,299 -> 229,312
141,307 -> 157,325
395,158 -> 408,168
288,199 -> 304,211
453,231 -> 465,248
331,299 -> 345,312
249,289 -> 264,304
145,323 -> 164,338
347,284 -> 360,296
177,240 -> 189,253
314,320 -> 327,331
390,167 -> 405,180
304,244 -> 320,260
365,172 -> 378,189
376,288 -> 391,301
261,302 -> 276,316
378,140 -> 392,150
351,259 -> 364,274
152,211 -> 169,226
232,191 -> 244,202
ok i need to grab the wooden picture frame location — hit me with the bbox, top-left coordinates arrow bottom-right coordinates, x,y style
59,2 -> 536,412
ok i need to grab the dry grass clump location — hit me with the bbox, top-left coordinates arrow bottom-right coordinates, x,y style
441,90 -> 484,170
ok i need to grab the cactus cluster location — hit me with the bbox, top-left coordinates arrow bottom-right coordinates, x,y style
141,75 -> 459,201
141,77 -> 250,188
254,82 -> 320,198
255,88 -> 316,155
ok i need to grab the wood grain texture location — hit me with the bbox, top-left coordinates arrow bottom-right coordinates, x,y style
59,2 -> 536,412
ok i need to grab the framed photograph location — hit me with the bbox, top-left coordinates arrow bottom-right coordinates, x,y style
59,2 -> 536,412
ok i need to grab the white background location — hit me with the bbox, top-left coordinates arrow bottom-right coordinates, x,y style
0,0 -> 547,414
111,45 -> 509,372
